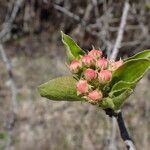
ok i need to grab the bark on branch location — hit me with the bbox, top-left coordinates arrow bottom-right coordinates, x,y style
116,112 -> 135,150
104,109 -> 136,150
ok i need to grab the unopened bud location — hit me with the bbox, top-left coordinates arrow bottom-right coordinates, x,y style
81,55 -> 95,67
69,60 -> 82,73
76,80 -> 89,95
87,90 -> 103,103
98,70 -> 112,83
109,59 -> 123,71
96,58 -> 108,70
88,49 -> 102,59
84,69 -> 97,81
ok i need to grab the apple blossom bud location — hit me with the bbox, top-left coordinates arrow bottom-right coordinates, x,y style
98,70 -> 112,83
109,59 -> 123,71
88,49 -> 103,59
76,80 -> 89,95
69,60 -> 82,73
96,58 -> 108,70
84,69 -> 97,81
81,55 -> 95,67
87,90 -> 103,103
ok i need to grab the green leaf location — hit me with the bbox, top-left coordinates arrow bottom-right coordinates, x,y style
111,81 -> 134,91
125,50 -> 150,62
61,31 -> 85,62
107,58 -> 150,110
109,87 -> 132,98
112,88 -> 133,110
38,76 -> 84,101
110,59 -> 150,86
100,88 -> 133,110
99,97 -> 115,109
109,80 -> 135,98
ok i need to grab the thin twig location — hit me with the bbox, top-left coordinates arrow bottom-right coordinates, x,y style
116,112 -> 136,150
53,4 -> 87,26
0,41 -> 17,150
0,45 -> 17,110
0,0 -> 24,149
108,117 -> 117,150
91,0 -> 99,18
0,0 -> 24,42
110,1 -> 130,60
108,1 -> 130,150
104,109 -> 136,150
53,3 -> 99,36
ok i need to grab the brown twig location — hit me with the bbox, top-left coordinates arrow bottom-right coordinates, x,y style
53,4 -> 87,26
0,0 -> 24,149
110,1 -> 130,60
116,112 -> 136,150
104,109 -> 136,150
108,1 -> 136,150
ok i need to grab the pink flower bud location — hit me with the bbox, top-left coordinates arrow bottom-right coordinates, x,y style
87,90 -> 103,103
84,69 -> 97,81
109,59 -> 123,71
81,55 -> 95,67
98,70 -> 112,83
69,60 -> 82,73
76,80 -> 89,95
96,58 -> 108,70
88,49 -> 102,59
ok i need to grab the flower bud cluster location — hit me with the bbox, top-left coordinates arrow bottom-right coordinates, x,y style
69,48 -> 123,104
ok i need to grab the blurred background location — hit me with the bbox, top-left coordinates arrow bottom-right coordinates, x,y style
0,0 -> 150,150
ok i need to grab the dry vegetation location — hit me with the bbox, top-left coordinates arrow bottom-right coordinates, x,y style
0,0 -> 150,150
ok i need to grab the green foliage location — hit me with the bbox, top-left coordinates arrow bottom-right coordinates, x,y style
145,3 -> 150,9
38,33 -> 150,111
107,58 -> 150,109
110,59 -> 150,86
38,76 -> 84,101
112,88 -> 133,110
125,50 -> 150,61
0,132 -> 8,140
61,31 -> 85,62
99,97 -> 115,109
111,81 -> 134,92
100,88 -> 133,110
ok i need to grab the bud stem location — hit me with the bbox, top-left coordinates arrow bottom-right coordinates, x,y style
104,109 -> 136,150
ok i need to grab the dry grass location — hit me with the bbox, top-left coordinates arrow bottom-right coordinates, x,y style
0,33 -> 150,150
